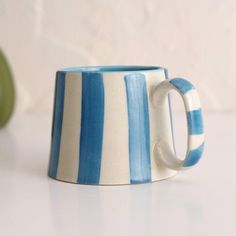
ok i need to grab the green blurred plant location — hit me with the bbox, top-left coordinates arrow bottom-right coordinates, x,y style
0,49 -> 15,128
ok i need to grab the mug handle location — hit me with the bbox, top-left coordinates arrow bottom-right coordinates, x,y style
152,78 -> 204,171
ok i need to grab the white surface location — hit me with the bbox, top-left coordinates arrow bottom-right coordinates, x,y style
0,112 -> 235,236
1,0 -> 236,112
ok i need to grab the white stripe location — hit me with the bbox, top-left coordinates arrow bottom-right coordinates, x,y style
189,134 -> 205,150
57,72 -> 82,183
99,73 -> 130,185
145,70 -> 177,181
183,89 -> 201,112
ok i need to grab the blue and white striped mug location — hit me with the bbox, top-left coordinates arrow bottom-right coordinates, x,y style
48,66 -> 204,185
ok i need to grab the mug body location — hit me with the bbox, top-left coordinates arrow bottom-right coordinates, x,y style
48,66 -> 176,185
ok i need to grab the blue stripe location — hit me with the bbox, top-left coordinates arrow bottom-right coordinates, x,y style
184,143 -> 204,167
125,73 -> 151,184
170,78 -> 194,94
77,72 -> 104,185
48,72 -> 65,178
187,109 -> 204,135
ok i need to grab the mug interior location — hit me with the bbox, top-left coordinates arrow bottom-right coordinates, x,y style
58,65 -> 164,73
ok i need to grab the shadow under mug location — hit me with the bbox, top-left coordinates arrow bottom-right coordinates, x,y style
48,66 -> 204,185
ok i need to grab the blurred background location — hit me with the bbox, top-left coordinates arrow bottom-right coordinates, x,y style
0,0 -> 235,115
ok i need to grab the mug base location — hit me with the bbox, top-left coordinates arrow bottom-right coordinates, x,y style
48,172 -> 178,186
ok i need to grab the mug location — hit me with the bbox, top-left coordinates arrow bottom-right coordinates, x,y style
48,66 -> 204,185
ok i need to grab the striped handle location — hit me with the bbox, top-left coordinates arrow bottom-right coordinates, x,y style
152,78 -> 204,171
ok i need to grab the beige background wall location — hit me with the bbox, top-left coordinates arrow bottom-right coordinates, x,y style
0,0 -> 235,113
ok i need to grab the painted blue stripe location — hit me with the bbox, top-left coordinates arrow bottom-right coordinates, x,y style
125,73 -> 151,184
77,72 -> 104,185
187,109 -> 204,135
184,143 -> 204,167
170,78 -> 195,94
48,72 -> 65,178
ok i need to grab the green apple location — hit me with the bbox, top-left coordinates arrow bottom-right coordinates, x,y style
0,49 -> 15,128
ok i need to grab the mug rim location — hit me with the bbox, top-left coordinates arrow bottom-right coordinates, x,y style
58,65 -> 166,73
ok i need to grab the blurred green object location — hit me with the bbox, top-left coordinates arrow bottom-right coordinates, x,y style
0,49 -> 15,128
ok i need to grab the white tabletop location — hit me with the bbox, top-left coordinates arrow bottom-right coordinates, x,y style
0,112 -> 235,236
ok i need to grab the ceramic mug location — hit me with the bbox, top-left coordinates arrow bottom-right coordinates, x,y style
48,66 -> 204,185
